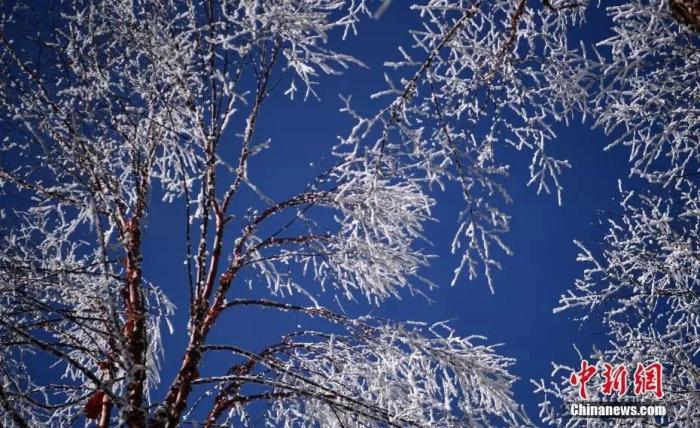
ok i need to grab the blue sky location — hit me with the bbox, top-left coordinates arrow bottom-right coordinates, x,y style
141,3 -> 633,424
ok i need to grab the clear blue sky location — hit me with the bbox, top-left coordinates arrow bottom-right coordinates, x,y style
142,3 -> 631,424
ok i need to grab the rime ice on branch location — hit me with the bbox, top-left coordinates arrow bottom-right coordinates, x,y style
533,1 -> 700,425
0,1 -> 535,426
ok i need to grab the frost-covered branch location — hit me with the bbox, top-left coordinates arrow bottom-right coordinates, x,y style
535,181 -> 700,426
335,0 -> 591,291
184,301 -> 528,427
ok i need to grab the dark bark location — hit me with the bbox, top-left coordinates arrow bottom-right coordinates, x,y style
669,0 -> 700,32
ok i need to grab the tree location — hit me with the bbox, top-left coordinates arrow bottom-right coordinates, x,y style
533,0 -> 700,426
0,0 -> 551,425
0,0 -> 697,427
534,181 -> 700,426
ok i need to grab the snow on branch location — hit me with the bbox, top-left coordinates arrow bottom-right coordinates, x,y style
334,0 -> 593,291
187,303 -> 528,427
536,180 -> 700,426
